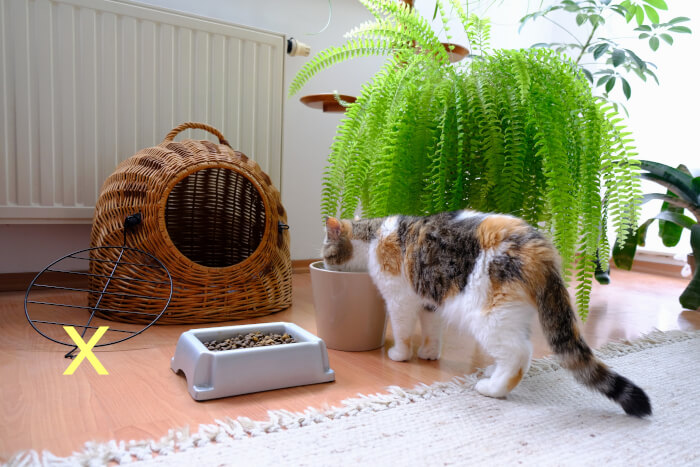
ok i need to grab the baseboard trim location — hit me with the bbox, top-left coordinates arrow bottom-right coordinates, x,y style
1,261 -> 322,292
292,259 -> 319,275
0,271 -> 90,292
612,260 -> 684,278
610,252 -> 685,278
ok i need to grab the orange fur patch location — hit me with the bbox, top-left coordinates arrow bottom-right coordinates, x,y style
403,224 -> 425,284
517,237 -> 561,302
506,367 -> 524,392
477,215 -> 529,250
376,232 -> 402,275
340,220 -> 353,238
326,217 -> 341,236
483,281 -> 529,315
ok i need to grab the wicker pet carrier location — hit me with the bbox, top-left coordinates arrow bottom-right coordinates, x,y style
89,122 -> 292,324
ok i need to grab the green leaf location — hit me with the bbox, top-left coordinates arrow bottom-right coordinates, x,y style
582,68 -> 594,83
641,193 -> 691,210
643,0 -> 668,10
635,25 -> 653,31
649,36 -> 660,51
668,26 -> 692,34
589,15 -> 605,27
658,221 -> 690,249
643,5 -> 660,24
639,33 -> 650,39
647,68 -> 660,84
659,204 -> 684,247
613,228 -> 638,270
624,4 -> 637,22
576,13 -> 588,26
596,75 -> 611,87
637,218 -> 655,246
605,76 -> 616,92
654,211 -> 697,230
593,43 -> 610,59
625,49 -> 647,70
612,49 -> 626,67
636,6 -> 645,25
660,33 -> 674,45
641,160 -> 699,204
621,77 -> 631,99
669,17 -> 691,25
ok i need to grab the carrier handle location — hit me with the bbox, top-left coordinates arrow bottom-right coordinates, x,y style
162,122 -> 232,147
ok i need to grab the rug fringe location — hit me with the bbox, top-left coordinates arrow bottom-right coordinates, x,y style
5,329 -> 698,467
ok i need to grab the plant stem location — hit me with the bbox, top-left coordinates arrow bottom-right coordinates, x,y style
575,23 -> 599,65
679,224 -> 700,310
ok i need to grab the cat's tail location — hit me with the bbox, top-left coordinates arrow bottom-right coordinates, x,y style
533,265 -> 652,418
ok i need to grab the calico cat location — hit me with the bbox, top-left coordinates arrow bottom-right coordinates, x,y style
322,210 -> 652,417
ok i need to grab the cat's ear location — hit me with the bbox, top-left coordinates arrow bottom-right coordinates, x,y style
325,217 -> 342,241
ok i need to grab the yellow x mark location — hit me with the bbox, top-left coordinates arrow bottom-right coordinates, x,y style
63,326 -> 109,375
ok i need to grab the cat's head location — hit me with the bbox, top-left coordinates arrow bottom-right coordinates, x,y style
322,217 -> 354,271
322,217 -> 372,272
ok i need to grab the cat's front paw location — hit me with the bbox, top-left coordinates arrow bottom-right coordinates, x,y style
417,343 -> 441,360
388,346 -> 411,362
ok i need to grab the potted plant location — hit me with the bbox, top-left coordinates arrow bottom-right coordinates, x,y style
613,160 -> 700,310
290,0 -> 643,319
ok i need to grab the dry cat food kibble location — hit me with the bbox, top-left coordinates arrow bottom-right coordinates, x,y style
203,331 -> 296,351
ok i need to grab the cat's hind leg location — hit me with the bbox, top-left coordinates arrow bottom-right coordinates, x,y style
417,306 -> 442,360
472,305 -> 534,398
474,333 -> 532,398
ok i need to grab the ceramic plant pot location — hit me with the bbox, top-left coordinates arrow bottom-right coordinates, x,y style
309,261 -> 387,351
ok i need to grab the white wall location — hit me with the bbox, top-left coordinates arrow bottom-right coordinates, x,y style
1,0 -> 695,274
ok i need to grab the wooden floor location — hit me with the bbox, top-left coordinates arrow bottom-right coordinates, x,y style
1,268 -> 698,460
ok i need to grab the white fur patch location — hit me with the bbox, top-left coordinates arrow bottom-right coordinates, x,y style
439,247 -> 497,330
380,216 -> 399,237
453,210 -> 482,222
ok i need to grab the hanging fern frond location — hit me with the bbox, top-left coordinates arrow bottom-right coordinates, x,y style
289,1 -> 642,319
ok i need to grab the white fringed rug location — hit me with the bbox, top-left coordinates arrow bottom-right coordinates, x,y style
7,330 -> 700,467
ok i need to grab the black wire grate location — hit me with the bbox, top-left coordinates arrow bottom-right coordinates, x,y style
24,214 -> 173,359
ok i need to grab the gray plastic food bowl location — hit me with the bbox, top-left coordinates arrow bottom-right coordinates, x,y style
171,322 -> 335,401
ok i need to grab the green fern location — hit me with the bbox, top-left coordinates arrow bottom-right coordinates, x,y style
290,0 -> 642,319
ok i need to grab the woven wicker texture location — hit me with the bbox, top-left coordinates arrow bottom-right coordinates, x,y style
89,122 -> 292,324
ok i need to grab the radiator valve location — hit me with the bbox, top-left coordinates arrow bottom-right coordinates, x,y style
287,37 -> 310,57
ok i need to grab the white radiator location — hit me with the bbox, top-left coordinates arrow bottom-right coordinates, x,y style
0,0 -> 284,222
